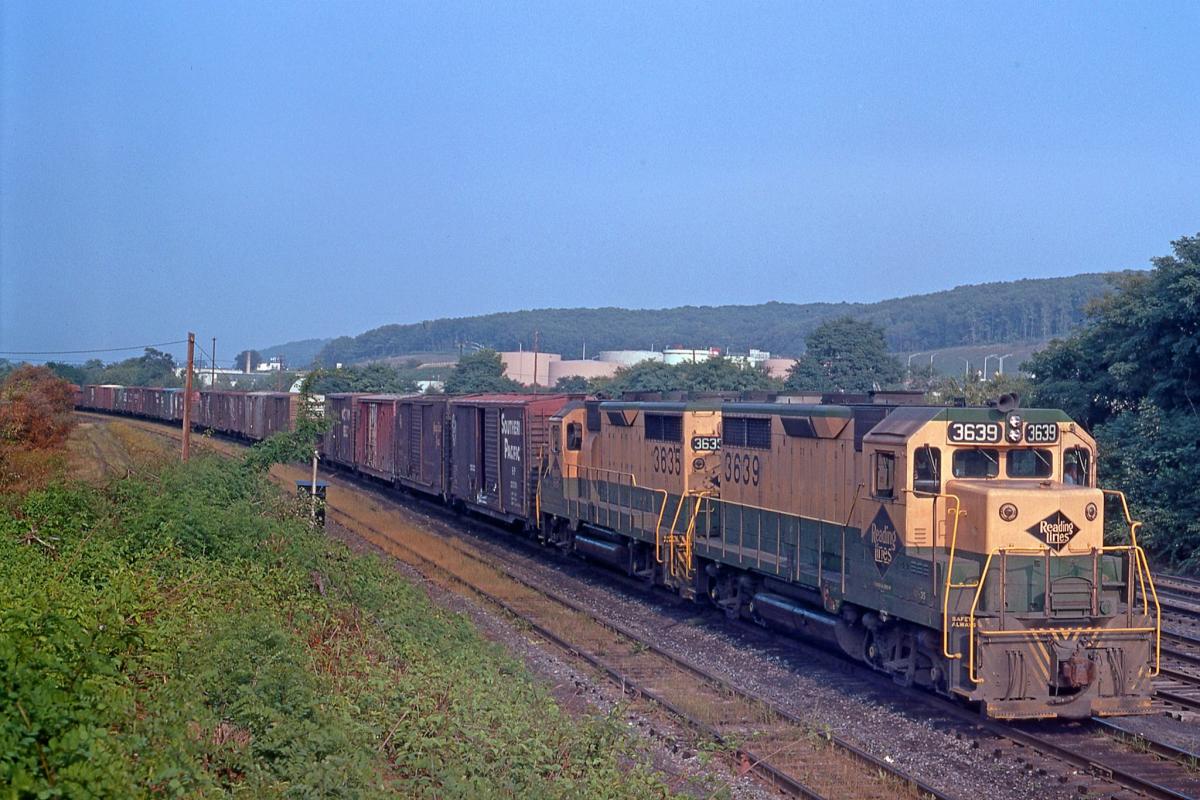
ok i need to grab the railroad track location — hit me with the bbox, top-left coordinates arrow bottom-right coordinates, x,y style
79,413 -> 1200,799
323,479 -> 1200,800
324,500 -> 947,800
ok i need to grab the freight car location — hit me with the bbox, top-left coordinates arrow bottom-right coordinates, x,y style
76,385 -> 1160,720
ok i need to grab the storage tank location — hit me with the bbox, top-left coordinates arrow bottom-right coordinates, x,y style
596,350 -> 663,366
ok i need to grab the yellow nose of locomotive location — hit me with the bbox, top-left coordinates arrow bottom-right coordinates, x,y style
949,479 -> 1104,556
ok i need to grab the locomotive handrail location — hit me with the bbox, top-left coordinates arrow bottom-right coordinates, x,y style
839,483 -> 864,594
563,463 -> 670,548
925,492 -> 965,661
1101,488 -> 1143,549
964,543 -> 1161,684
534,445 -> 548,526
659,491 -> 690,565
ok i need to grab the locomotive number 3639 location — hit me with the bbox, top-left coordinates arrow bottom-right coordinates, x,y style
947,421 -> 1002,443
724,453 -> 761,486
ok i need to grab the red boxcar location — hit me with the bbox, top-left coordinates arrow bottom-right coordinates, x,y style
245,392 -> 298,441
81,385 -> 119,412
448,394 -> 572,524
323,393 -> 366,468
353,394 -> 409,481
395,395 -> 450,498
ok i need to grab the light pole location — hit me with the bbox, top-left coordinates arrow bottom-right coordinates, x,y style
906,352 -> 926,386
983,354 -> 1001,379
998,353 -> 1014,374
960,357 -> 971,381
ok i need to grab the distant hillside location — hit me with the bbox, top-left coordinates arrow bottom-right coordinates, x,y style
307,272 -> 1129,366
258,338 -> 330,369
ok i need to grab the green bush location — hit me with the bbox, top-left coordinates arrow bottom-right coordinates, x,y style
0,455 -> 675,798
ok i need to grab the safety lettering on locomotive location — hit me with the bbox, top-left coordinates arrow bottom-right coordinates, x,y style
1027,510 -> 1078,551
867,506 -> 902,578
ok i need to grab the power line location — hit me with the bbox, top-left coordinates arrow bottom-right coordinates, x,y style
0,339 -> 188,356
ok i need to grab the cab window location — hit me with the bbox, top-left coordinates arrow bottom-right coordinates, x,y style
1064,447 -> 1091,486
566,422 -> 582,451
1006,448 -> 1052,478
913,446 -> 941,494
952,448 -> 999,478
873,451 -> 896,499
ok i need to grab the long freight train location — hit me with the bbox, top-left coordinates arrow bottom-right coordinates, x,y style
78,385 -> 1161,720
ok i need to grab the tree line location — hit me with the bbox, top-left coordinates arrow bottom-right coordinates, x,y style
1028,233 -> 1199,569
312,272 -> 1119,366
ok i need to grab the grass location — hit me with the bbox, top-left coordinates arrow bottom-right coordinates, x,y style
0,448 -> 678,799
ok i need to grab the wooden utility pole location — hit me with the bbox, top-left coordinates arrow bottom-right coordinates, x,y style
211,337 -> 217,387
182,332 -> 195,461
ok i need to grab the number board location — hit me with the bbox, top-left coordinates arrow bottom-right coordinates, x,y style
947,421 -> 1002,444
1023,422 -> 1059,444
691,435 -> 721,452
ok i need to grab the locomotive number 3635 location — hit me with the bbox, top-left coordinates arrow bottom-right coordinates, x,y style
652,445 -> 682,475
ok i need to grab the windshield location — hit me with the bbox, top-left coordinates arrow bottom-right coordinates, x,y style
1007,448 -> 1053,478
952,448 -> 999,478
1064,447 -> 1091,486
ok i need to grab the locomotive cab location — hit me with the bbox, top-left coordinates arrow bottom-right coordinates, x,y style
869,406 -> 1159,718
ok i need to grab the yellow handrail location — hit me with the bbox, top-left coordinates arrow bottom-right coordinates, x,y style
963,543 -> 1161,684
929,492 -> 965,660
659,492 -> 689,565
1101,488 -> 1143,549
565,463 -> 669,555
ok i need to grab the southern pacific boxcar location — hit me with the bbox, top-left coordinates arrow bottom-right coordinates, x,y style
449,394 -> 572,524
395,395 -> 451,499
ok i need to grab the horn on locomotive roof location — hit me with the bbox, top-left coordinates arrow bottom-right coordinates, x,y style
992,392 -> 1021,413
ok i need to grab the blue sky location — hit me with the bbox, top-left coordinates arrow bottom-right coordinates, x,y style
2,2 -> 1197,364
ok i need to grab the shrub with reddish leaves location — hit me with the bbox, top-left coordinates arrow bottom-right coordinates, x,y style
0,365 -> 76,449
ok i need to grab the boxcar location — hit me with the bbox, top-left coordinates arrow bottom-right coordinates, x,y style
196,391 -> 242,436
395,395 -> 451,498
81,385 -> 120,412
245,392 -> 298,441
322,393 -> 366,468
449,394 -> 572,524
354,394 -> 409,481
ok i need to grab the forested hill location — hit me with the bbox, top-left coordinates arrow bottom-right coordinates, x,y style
311,272 -> 1128,366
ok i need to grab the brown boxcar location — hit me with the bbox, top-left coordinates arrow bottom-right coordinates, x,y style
197,391 -> 245,436
322,393 -> 366,468
395,395 -> 450,498
449,394 -> 572,524
82,385 -> 119,412
245,392 -> 298,441
354,394 -> 409,481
